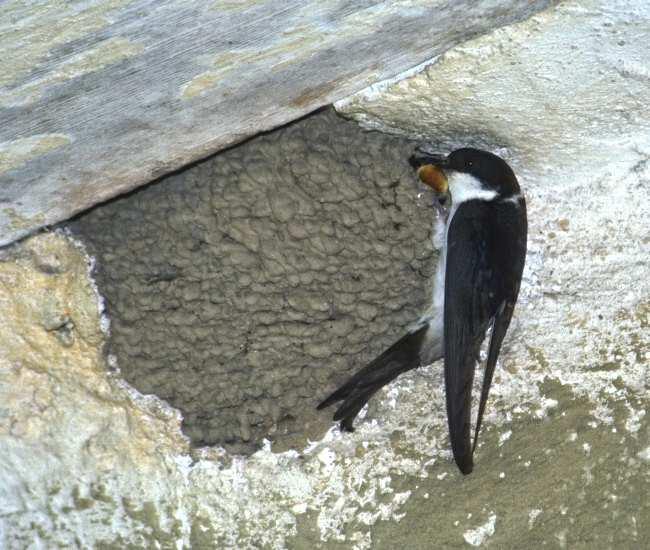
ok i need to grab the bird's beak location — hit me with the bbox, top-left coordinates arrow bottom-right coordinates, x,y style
409,153 -> 449,194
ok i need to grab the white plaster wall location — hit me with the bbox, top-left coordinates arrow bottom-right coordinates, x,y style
1,1 -> 648,547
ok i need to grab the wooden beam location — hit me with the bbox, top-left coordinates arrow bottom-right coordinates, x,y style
0,0 -> 552,246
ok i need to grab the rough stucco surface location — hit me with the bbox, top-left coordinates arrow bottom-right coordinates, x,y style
0,0 -> 554,248
336,0 -> 650,177
2,0 -> 650,548
0,234 -> 192,548
70,109 -> 437,453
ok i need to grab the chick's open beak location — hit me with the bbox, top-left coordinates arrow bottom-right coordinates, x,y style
417,164 -> 449,194
409,152 -> 449,194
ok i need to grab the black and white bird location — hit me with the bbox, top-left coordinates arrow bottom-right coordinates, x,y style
318,148 -> 527,475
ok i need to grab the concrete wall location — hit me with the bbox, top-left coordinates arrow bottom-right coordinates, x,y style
1,0 -> 648,547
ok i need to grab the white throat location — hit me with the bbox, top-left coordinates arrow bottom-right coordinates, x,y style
448,172 -> 497,204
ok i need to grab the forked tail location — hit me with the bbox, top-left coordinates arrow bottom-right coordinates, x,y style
317,324 -> 429,431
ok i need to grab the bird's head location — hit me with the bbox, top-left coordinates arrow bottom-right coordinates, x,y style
409,148 -> 520,201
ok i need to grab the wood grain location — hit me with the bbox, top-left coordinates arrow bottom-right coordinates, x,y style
0,0 -> 553,246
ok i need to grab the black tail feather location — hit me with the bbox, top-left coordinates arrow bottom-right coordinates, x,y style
317,324 -> 429,431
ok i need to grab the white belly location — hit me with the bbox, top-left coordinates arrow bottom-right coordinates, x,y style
415,207 -> 455,363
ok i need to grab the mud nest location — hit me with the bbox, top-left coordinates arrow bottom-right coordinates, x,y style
70,109 -> 438,453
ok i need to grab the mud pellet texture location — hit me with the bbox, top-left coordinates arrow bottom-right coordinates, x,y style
70,109 -> 438,453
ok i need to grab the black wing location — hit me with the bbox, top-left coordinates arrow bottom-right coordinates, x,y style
317,323 -> 429,431
444,198 -> 527,474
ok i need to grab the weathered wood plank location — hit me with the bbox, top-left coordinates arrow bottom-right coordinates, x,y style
0,0 -> 553,246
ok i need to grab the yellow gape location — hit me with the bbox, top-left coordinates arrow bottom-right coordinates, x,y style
417,164 -> 448,194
